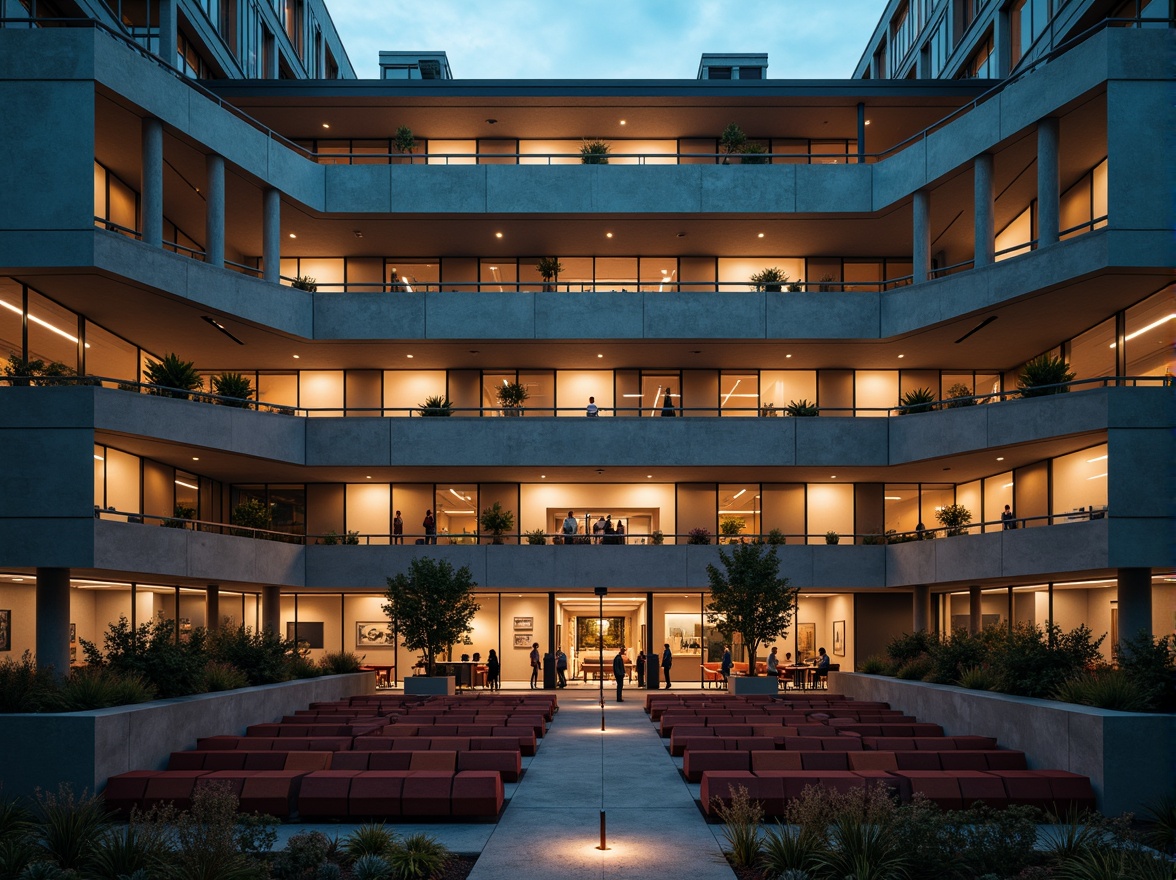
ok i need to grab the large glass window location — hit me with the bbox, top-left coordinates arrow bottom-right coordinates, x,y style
387,261 -> 439,292
85,321 -> 137,384
345,483 -> 389,543
1069,318 -> 1115,381
855,370 -> 899,416
384,370 -> 446,417
920,485 -> 955,531
995,206 -> 1032,260
639,373 -> 680,417
761,370 -> 817,412
300,371 -> 344,417
519,370 -> 554,416
806,483 -> 853,545
435,484 -> 478,542
480,259 -> 517,292
257,373 -> 297,410
718,484 -> 760,540
0,279 -> 22,362
1052,444 -> 1108,519
719,372 -> 758,417
174,470 -> 200,519
1123,290 -> 1175,377
556,371 -> 613,416
426,140 -> 476,165
593,257 -> 638,292
718,257 -> 804,292
884,484 -> 920,535
639,258 -> 679,292
983,471 -> 1013,533
27,290 -> 77,369
269,485 -> 305,536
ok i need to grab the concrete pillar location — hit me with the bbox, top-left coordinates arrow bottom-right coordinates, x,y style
968,585 -> 983,635
974,152 -> 995,267
204,154 -> 225,268
543,591 -> 557,689
262,187 -> 281,283
645,591 -> 659,689
157,0 -> 178,67
912,585 -> 931,633
141,118 -> 164,247
1037,117 -> 1060,247
1117,568 -> 1152,657
206,584 -> 220,631
35,568 -> 71,678
262,585 -> 281,635
856,102 -> 866,164
912,189 -> 930,283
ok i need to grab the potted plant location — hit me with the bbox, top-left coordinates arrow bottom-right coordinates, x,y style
417,394 -> 453,417
944,383 -> 976,408
784,399 -> 819,417
936,503 -> 973,536
535,257 -> 563,292
230,497 -> 272,538
741,142 -> 770,164
719,515 -> 745,544
898,387 -> 937,415
718,123 -> 747,163
143,353 -> 202,400
825,531 -> 840,545
497,381 -> 529,415
478,501 -> 515,544
750,267 -> 789,293
163,504 -> 196,529
291,275 -> 317,292
211,372 -> 254,408
1017,354 -> 1075,397
705,543 -> 799,692
394,125 -> 416,163
2,355 -> 77,387
650,530 -> 665,545
384,556 -> 480,690
687,527 -> 712,545
759,401 -> 778,417
579,139 -> 610,164
524,529 -> 548,545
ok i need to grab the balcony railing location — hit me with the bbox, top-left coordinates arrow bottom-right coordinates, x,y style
95,508 -> 1107,547
6,375 -> 1168,419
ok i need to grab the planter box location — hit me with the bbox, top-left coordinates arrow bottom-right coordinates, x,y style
0,672 -> 374,800
829,671 -> 1176,816
404,675 -> 456,696
732,676 -> 779,696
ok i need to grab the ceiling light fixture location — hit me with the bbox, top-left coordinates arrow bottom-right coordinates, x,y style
757,232 -> 764,238
786,354 -> 792,358
495,232 -> 503,238
192,457 -> 200,461
605,232 -> 613,238
1086,454 -> 1107,463
619,120 -> 626,126
996,456 -> 1005,461
597,353 -> 603,358
1109,313 -> 1174,348
897,354 -> 905,359
322,123 -> 330,129
201,315 -> 245,345
292,354 -> 300,359
174,480 -> 198,490
406,354 -> 414,359
288,233 -> 296,238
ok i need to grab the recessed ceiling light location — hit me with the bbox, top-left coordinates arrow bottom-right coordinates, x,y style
406,354 -> 414,359
322,123 -> 330,129
785,354 -> 792,359
12,577 -> 24,582
540,474 -> 546,479
597,353 -> 603,358
619,120 -> 626,125
897,354 -> 904,359
288,233 -> 296,238
495,232 -> 503,238
365,475 -> 371,479
192,457 -> 200,461
830,475 -> 837,479
996,456 -> 1005,461
757,232 -> 764,238
647,474 -> 652,479
292,354 -> 300,359
605,232 -> 613,238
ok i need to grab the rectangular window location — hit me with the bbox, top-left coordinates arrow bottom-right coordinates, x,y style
1051,444 -> 1108,519
995,205 -> 1032,260
0,278 -> 23,362
719,373 -> 758,417
718,484 -> 760,539
27,290 -> 77,369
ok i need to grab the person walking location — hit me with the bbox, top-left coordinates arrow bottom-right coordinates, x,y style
561,510 -> 578,545
486,649 -> 501,691
661,643 -> 673,688
393,510 -> 403,544
555,648 -> 568,688
635,650 -> 646,688
660,387 -> 677,417
422,509 -> 437,544
720,645 -> 733,689
586,396 -> 599,417
529,643 -> 541,689
612,647 -> 626,702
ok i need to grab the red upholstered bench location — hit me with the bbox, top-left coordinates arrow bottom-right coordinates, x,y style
798,751 -> 851,771
451,771 -> 504,818
893,751 -> 943,770
939,750 -> 1028,771
456,750 -> 522,782
348,771 -> 411,817
683,751 -> 750,782
297,770 -> 363,818
751,751 -> 803,772
240,771 -> 311,817
490,728 -> 537,756
760,770 -> 869,802
847,752 -> 899,771
401,771 -> 455,817
699,771 -> 764,817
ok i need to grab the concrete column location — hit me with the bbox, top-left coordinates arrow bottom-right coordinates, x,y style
912,189 -> 930,283
968,585 -> 982,635
206,584 -> 220,631
35,568 -> 71,678
645,591 -> 659,689
262,187 -> 281,283
141,118 -> 164,247
974,152 -> 995,267
204,154 -> 225,268
1037,117 -> 1060,247
157,0 -> 178,68
912,585 -> 931,633
856,102 -> 866,164
1117,568 -> 1152,657
262,585 -> 281,635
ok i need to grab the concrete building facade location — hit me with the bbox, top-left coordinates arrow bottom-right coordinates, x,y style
0,0 -> 1172,687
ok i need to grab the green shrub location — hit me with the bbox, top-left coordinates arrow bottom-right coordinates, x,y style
0,833 -> 40,878
944,382 -> 977,407
523,529 -> 547,545
927,628 -> 990,684
164,503 -> 197,528
286,652 -> 323,680
761,823 -> 821,877
86,821 -> 171,879
687,528 -> 711,545
343,823 -> 398,861
1117,630 -> 1176,712
957,664 -> 998,690
167,782 -> 265,880
750,266 -> 789,292
857,654 -> 893,675
766,528 -> 786,545
49,667 -> 156,711
318,652 -> 363,675
1141,794 -> 1176,857
0,651 -> 58,712
212,372 -> 254,407
811,814 -> 908,880
784,398 -> 818,417
416,395 -> 452,417
33,786 -> 110,870
824,531 -> 839,545
271,830 -> 331,880
350,854 -> 392,880
989,622 -> 1104,699
886,630 -> 936,665
710,785 -> 762,871
385,833 -> 451,880
1052,669 -> 1153,712
898,386 -> 937,414
230,498 -> 272,537
82,616 -> 208,699
143,353 -> 202,399
200,661 -> 249,693
579,139 -> 610,164
206,626 -> 295,686
1018,354 -> 1076,397
291,275 -> 318,292
935,503 -> 973,536
1054,845 -> 1176,880
896,656 -> 934,680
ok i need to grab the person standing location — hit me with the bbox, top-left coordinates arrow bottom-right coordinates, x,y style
661,643 -> 673,688
593,515 -> 606,544
720,645 -> 733,689
615,519 -> 626,545
612,647 -> 626,702
561,510 -> 578,545
423,509 -> 437,544
586,396 -> 599,417
555,648 -> 568,688
529,642 -> 541,689
660,388 -> 676,417
767,645 -> 780,678
635,650 -> 646,688
393,510 -> 403,544
1001,504 -> 1016,529
486,649 -> 500,691
603,515 -> 615,544
814,646 -> 831,688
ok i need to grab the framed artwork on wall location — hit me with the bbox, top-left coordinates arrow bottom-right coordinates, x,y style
0,610 -> 10,651
513,616 -> 534,631
356,621 -> 395,647
833,620 -> 846,657
513,633 -> 534,649
796,622 -> 816,661
70,623 -> 76,643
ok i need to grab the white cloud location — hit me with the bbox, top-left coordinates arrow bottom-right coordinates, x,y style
324,0 -> 888,80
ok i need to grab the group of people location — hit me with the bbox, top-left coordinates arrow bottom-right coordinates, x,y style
559,511 -> 627,545
715,643 -> 831,689
583,388 -> 680,417
391,509 -> 437,544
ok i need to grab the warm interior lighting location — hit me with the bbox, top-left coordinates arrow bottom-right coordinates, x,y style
597,353 -> 603,358
288,233 -> 296,238
647,474 -> 652,478
94,454 -> 104,461
757,232 -> 764,238
292,354 -> 300,359
786,354 -> 792,358
321,123 -> 330,129
605,232 -> 613,238
865,119 -> 871,125
540,474 -> 546,479
897,354 -> 905,359
2,298 -> 89,347
365,475 -> 371,479
406,354 -> 414,359
996,456 -> 1005,461
619,120 -> 626,125
885,496 -> 901,500
1086,473 -> 1107,480
1108,313 -> 1175,347
1087,454 -> 1108,463
732,489 -> 747,500
1003,482 -> 1013,488
495,232 -> 503,238
174,480 -> 198,490
191,457 -> 200,461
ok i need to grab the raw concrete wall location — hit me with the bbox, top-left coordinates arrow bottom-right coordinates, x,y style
0,673 -> 374,801
828,672 -> 1176,816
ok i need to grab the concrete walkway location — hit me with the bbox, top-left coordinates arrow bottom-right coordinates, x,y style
274,687 -> 734,878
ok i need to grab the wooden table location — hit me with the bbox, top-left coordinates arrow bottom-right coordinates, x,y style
578,659 -> 633,682
782,665 -> 816,689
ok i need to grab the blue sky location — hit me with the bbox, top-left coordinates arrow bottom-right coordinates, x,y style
324,1 -> 889,80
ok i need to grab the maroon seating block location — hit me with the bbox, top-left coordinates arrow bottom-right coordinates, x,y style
331,752 -> 373,770
776,771 -> 866,801
353,736 -> 395,750
367,752 -> 413,771
983,750 -> 1028,771
142,771 -> 208,811
103,771 -> 160,814
297,770 -> 362,819
401,771 -> 454,817
348,771 -> 410,816
894,771 -> 964,809
699,771 -> 757,816
954,771 -> 1010,808
451,771 -> 503,818
894,751 -> 942,770
852,769 -> 911,802
239,771 -> 308,818
799,751 -> 850,771
456,750 -> 522,782
821,737 -> 863,751
847,752 -> 899,771
243,752 -> 288,770
938,751 -> 990,771
167,752 -> 209,771
193,770 -> 247,800
684,751 -> 750,783
750,751 -> 803,772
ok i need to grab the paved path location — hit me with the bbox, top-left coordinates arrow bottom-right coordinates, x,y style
466,691 -> 732,880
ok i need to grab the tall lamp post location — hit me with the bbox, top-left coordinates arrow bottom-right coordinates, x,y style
594,586 -> 608,851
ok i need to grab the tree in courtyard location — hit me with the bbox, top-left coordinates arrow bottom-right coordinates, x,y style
705,543 -> 798,675
383,557 -> 480,675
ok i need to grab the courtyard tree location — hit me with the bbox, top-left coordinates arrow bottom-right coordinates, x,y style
383,557 -> 480,675
705,543 -> 798,675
